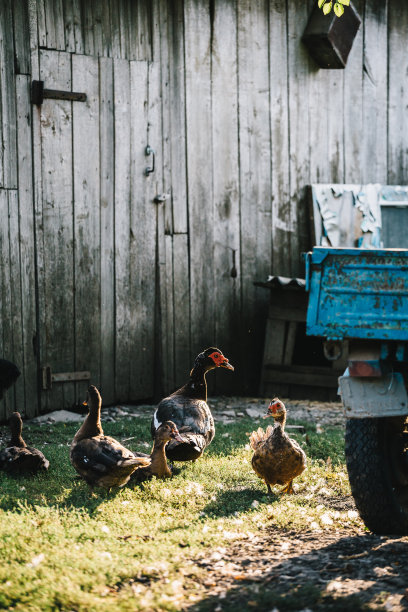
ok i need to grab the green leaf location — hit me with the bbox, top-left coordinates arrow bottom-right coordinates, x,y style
323,1 -> 333,14
334,2 -> 344,16
338,0 -> 350,5
318,0 -> 326,8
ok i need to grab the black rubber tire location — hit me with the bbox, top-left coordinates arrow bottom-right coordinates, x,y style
345,417 -> 408,535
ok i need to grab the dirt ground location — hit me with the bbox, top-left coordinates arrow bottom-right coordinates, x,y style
188,398 -> 408,612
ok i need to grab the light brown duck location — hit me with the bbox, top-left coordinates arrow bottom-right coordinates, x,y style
250,398 -> 306,495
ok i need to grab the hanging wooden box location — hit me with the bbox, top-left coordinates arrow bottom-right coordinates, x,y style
302,2 -> 361,69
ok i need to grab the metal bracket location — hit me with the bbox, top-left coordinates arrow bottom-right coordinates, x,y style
31,80 -> 87,106
41,367 -> 90,390
145,145 -> 155,176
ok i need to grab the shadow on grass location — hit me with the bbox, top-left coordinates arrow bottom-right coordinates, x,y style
203,487 -> 278,518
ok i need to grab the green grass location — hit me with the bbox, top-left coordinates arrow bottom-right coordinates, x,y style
0,412 -> 359,611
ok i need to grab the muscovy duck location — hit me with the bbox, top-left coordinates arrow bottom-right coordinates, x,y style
0,412 -> 49,474
0,359 -> 21,400
70,385 -> 150,489
250,398 -> 306,494
151,347 -> 234,461
130,421 -> 183,482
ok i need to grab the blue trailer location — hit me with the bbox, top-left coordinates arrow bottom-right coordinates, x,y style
305,247 -> 408,534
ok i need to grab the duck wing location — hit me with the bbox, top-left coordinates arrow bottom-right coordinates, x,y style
151,396 -> 214,461
0,445 -> 49,474
251,427 -> 306,487
70,436 -> 150,488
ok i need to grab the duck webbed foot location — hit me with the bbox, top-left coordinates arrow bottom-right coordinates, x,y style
280,480 -> 294,494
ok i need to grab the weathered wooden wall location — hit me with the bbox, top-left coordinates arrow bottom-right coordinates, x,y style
1,0 -> 407,418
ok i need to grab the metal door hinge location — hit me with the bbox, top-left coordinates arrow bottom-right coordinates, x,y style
41,366 -> 90,390
31,80 -> 87,106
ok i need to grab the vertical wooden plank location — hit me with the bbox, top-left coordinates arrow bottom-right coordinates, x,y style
362,0 -> 388,183
72,53 -> 101,401
92,0 -> 104,56
184,0 -> 215,360
114,58 -> 132,400
137,0 -> 153,61
99,57 -> 115,404
287,0 -> 311,275
72,0 -> 84,55
44,0 -> 65,51
172,234 -> 191,387
119,0 -> 130,59
270,0 -> 292,276
109,0 -> 121,58
212,0 -> 240,394
82,0 -> 95,56
157,0 -> 190,389
12,0 -> 31,75
0,190 -> 13,418
16,75 -> 38,418
344,0 -> 364,183
101,0 -> 112,58
36,0 -> 47,48
37,50 -> 75,412
63,0 -> 76,52
164,0 -> 187,235
0,0 -> 18,189
8,190 -> 25,413
388,0 -> 408,183
237,0 -> 272,392
162,234 -> 175,393
128,59 -> 157,399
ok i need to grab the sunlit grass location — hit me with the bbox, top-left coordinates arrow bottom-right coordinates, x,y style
0,411 -> 358,610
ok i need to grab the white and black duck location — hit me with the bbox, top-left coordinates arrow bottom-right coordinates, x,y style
151,347 -> 234,462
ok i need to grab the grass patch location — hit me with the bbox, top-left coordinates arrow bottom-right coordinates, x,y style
0,410 -> 360,610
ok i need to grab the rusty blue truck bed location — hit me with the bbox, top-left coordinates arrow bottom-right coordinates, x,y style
305,247 -> 408,341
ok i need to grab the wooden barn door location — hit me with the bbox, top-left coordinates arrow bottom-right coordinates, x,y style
33,49 -> 160,411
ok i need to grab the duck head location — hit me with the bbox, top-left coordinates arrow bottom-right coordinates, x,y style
264,398 -> 286,419
191,348 -> 234,375
155,421 -> 184,444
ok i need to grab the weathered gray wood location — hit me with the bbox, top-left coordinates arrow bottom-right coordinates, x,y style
270,0 -> 291,277
92,0 -> 104,57
12,0 -> 31,75
16,75 -> 38,418
172,233 -> 191,388
119,1 -> 130,59
362,0 -> 388,183
128,59 -> 158,399
37,50 -> 75,412
0,0 -> 17,189
0,190 -> 13,418
238,0 -> 272,392
7,190 -> 25,413
388,0 -> 408,184
36,0 -> 47,48
44,0 -> 65,51
212,0 -> 240,394
62,0 -> 76,52
136,0 -> 152,61
113,58 -> 131,401
82,0 -> 95,56
184,0 -> 215,363
343,0 -> 364,182
99,57 -> 115,405
288,0 -> 311,274
73,53 -> 101,402
109,0 -> 121,58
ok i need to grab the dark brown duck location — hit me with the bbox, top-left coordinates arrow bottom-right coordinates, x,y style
0,412 -> 49,474
70,385 -> 150,489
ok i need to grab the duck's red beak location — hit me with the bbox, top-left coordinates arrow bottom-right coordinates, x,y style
220,358 -> 234,371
